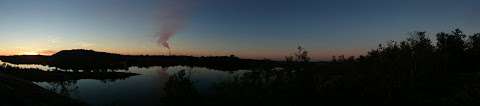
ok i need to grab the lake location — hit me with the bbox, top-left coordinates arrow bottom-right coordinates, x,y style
2,61 -> 248,105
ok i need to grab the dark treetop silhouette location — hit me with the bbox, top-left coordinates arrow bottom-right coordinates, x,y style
158,29 -> 480,105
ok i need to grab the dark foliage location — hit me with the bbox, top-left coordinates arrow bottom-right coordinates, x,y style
160,29 -> 480,105
0,73 -> 86,106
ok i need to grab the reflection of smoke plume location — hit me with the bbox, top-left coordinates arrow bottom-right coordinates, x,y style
157,0 -> 194,49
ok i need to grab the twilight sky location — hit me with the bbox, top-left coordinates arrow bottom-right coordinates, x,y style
0,0 -> 478,60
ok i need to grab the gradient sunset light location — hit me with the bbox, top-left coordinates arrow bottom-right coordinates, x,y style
0,0 -> 479,60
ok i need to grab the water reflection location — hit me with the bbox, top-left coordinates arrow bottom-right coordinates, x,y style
34,66 -> 247,106
162,70 -> 200,104
41,81 -> 80,97
3,59 -> 307,105
0,60 -> 58,71
161,67 -> 310,105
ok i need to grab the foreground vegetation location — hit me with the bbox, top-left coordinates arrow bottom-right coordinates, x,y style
162,29 -> 480,105
0,73 -> 85,106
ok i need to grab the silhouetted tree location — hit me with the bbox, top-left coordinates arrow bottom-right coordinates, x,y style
162,70 -> 201,105
467,33 -> 480,53
436,29 -> 467,72
285,46 -> 310,62
295,46 -> 310,63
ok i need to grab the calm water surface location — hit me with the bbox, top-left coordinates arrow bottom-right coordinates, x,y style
1,61 -> 247,106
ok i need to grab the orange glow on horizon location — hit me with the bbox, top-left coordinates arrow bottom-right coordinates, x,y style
0,48 -> 366,61
18,51 -> 40,55
9,50 -> 58,56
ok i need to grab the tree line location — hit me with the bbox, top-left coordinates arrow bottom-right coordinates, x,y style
160,29 -> 480,105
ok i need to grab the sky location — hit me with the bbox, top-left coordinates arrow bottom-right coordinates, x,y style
0,0 -> 478,60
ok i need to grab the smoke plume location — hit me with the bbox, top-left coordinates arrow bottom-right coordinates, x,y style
157,0 -> 194,49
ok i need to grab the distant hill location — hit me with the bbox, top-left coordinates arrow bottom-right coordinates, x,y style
48,49 -> 127,70
50,49 -> 124,64
52,49 -> 122,58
